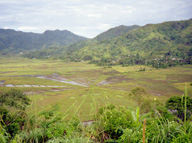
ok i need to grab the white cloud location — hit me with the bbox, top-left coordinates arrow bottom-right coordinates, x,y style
3,27 -> 11,29
17,26 -> 38,31
0,0 -> 191,38
98,24 -> 112,30
87,14 -> 101,18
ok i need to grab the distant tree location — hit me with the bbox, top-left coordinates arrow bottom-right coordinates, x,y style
129,87 -> 146,97
129,87 -> 146,107
83,55 -> 93,61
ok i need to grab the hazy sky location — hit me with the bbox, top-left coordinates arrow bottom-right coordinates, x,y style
0,0 -> 191,38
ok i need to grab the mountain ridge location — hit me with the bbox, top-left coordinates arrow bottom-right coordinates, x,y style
62,18 -> 192,66
93,25 -> 140,41
1,18 -> 192,67
0,29 -> 87,54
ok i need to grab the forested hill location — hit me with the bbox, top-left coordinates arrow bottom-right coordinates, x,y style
20,19 -> 192,67
63,18 -> 192,67
23,25 -> 140,59
93,25 -> 140,41
0,29 -> 87,54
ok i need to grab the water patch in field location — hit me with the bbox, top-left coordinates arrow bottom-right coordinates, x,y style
4,84 -> 67,88
2,74 -> 88,87
32,85 -> 39,87
5,84 -> 15,87
24,85 -> 32,87
5,74 -> 43,77
37,76 -> 88,87
24,89 -> 68,95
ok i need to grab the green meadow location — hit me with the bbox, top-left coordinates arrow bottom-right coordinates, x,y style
0,57 -> 191,121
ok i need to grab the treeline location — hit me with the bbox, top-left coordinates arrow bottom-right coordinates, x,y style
22,45 -> 192,69
88,47 -> 192,69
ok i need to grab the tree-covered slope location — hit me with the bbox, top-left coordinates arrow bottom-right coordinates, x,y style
23,25 -> 139,59
93,25 -> 140,41
63,25 -> 140,54
65,19 -> 192,66
0,29 -> 87,54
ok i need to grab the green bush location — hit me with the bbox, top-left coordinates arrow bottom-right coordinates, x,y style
155,106 -> 174,121
0,89 -> 31,139
119,127 -> 143,143
0,123 -> 9,143
166,96 -> 192,121
146,119 -> 183,142
96,105 -> 135,139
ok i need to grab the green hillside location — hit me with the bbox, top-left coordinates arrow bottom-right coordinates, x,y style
93,25 -> 140,41
23,25 -> 139,59
0,29 -> 87,54
64,19 -> 192,68
22,19 -> 192,68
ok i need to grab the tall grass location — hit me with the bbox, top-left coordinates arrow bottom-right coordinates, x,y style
1,80 -> 191,143
184,84 -> 187,126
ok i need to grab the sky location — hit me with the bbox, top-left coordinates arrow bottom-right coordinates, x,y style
0,0 -> 192,38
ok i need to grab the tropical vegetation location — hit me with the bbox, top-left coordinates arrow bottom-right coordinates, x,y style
0,87 -> 191,143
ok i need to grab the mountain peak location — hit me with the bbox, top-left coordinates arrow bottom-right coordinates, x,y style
43,29 -> 71,34
0,28 -> 87,53
94,25 -> 140,41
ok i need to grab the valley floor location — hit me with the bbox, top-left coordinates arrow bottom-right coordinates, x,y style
0,57 -> 191,121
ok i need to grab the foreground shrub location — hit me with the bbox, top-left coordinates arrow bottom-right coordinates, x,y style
18,104 -> 83,142
95,105 -> 135,139
118,127 -> 143,143
166,96 -> 192,121
0,89 -> 31,139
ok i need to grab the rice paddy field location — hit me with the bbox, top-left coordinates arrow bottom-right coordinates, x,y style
0,57 -> 192,121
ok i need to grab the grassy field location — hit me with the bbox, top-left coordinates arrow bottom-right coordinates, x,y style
0,57 -> 192,121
